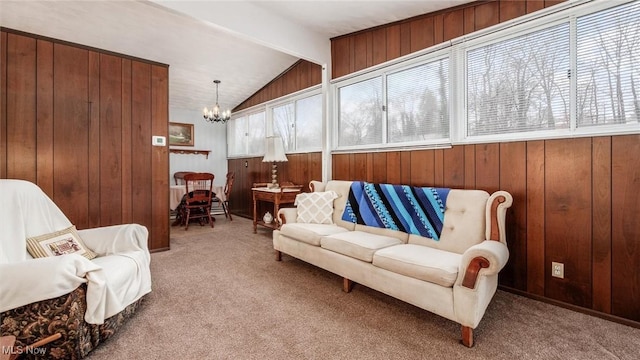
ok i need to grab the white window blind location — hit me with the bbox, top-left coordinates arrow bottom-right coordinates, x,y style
466,22 -> 571,136
295,93 -> 322,151
247,111 -> 265,155
338,77 -> 383,147
273,103 -> 295,151
387,59 -> 449,143
273,93 -> 322,152
576,1 -> 640,127
227,115 -> 247,157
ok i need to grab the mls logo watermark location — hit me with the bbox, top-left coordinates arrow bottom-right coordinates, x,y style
2,345 -> 48,357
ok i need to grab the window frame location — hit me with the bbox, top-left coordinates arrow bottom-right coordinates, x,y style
269,86 -> 323,154
332,48 -> 453,152
226,107 -> 266,158
227,85 -> 322,158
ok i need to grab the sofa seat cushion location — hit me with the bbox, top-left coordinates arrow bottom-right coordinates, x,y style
372,244 -> 461,287
279,223 -> 349,246
321,231 -> 403,262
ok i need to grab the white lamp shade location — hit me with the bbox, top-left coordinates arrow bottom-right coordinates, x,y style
262,136 -> 288,163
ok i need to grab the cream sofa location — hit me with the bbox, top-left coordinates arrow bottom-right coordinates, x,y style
273,180 -> 512,347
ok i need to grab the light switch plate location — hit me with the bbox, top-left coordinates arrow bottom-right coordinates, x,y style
152,136 -> 166,146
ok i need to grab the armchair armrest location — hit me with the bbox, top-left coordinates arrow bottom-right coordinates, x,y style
77,224 -> 149,257
459,240 -> 509,289
277,208 -> 298,225
0,255 -> 103,314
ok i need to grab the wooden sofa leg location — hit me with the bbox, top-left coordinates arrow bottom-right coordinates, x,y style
275,250 -> 282,261
343,278 -> 354,293
461,326 -> 474,347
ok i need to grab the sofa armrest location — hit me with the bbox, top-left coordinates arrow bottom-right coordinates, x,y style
459,240 -> 509,289
77,223 -> 149,257
485,191 -> 513,244
278,208 -> 298,225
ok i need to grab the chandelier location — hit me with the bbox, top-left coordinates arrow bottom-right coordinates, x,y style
203,80 -> 231,123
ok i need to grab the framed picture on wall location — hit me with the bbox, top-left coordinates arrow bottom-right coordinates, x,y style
168,122 -> 194,146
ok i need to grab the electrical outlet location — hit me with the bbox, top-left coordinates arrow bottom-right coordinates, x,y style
552,262 -> 564,279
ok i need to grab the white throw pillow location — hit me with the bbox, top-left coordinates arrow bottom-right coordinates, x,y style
295,191 -> 339,224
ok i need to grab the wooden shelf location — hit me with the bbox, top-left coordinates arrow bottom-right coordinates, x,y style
169,148 -> 211,159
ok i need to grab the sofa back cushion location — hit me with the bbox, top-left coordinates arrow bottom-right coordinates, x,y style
408,189 -> 489,254
324,181 -> 356,231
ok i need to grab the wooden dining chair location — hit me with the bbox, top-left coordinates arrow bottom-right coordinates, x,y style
213,171 -> 235,221
173,171 -> 193,186
180,172 -> 215,230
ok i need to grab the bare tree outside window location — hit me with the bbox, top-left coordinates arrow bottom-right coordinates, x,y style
247,112 -> 265,155
295,94 -> 322,150
577,1 -> 640,126
387,59 -> 449,143
467,23 -> 570,136
273,103 -> 295,151
338,77 -> 383,146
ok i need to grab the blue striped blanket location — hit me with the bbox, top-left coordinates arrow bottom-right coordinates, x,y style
341,181 -> 449,240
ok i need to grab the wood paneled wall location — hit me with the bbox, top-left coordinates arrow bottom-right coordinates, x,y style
227,153 -> 322,218
0,29 -> 170,251
233,60 -> 322,112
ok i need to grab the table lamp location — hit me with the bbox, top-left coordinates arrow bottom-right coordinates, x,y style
262,135 -> 288,189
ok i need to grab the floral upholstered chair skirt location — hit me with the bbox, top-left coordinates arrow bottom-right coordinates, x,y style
1,285 -> 145,359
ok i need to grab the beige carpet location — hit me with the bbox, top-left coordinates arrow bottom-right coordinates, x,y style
88,217 -> 640,360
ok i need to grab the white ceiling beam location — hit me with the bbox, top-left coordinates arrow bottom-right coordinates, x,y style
149,0 -> 331,65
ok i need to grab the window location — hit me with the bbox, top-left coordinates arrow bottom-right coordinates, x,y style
273,92 -> 322,152
387,59 -> 449,143
332,0 -> 639,149
247,112 -> 265,155
338,77 -> 383,147
576,1 -> 640,127
229,88 -> 321,157
465,0 -> 640,139
336,56 -> 450,149
227,115 -> 247,157
466,23 -> 571,136
227,110 -> 265,157
295,94 -> 322,150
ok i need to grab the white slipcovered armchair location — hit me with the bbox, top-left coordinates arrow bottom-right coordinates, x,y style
0,179 -> 152,359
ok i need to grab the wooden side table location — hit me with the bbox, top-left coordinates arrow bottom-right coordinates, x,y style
252,186 -> 301,233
